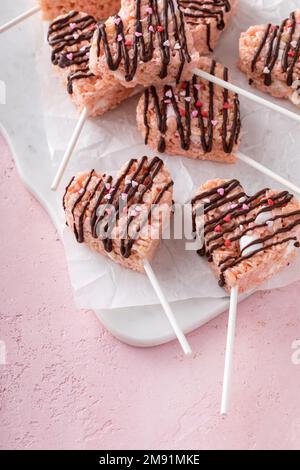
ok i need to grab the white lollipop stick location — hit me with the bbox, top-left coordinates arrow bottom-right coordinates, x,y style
236,151 -> 300,196
221,285 -> 239,416
143,259 -> 192,355
0,5 -> 40,34
51,106 -> 89,191
193,68 -> 300,125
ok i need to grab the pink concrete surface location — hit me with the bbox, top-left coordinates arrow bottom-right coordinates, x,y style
0,132 -> 300,451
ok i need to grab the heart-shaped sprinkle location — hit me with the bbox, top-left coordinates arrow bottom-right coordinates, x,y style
224,214 -> 231,223
214,225 -> 222,233
69,23 -> 77,30
66,53 -> 74,61
211,120 -> 218,126
114,17 -> 121,25
146,7 -> 153,14
225,239 -> 231,248
165,89 -> 173,98
135,31 -> 143,37
217,188 -> 225,196
131,180 -> 138,188
242,203 -> 250,211
192,110 -> 198,118
163,40 -> 170,47
148,25 -> 155,33
117,34 -> 123,42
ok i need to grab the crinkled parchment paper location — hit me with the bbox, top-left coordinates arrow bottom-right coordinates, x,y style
36,0 -> 300,309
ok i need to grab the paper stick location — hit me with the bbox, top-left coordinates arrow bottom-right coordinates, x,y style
51,106 -> 89,191
221,285 -> 239,416
236,151 -> 300,196
0,5 -> 40,34
193,68 -> 300,125
143,259 -> 192,355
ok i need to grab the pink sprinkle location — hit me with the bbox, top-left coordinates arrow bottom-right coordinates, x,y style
85,52 -> 90,58
230,203 -> 238,209
211,119 -> 218,127
184,97 -> 191,102
164,99 -> 171,104
148,25 -> 154,33
165,89 -> 172,98
194,84 -> 201,91
131,180 -> 138,188
242,203 -> 250,210
163,40 -> 170,47
109,187 -> 115,194
146,7 -> 153,14
66,53 -> 73,61
192,110 -> 198,118
130,209 -> 138,217
105,183 -> 111,190
79,188 -> 84,194
135,31 -> 143,37
114,16 -> 121,25
104,193 -> 111,200
217,188 -> 225,196
117,34 -> 123,42
69,23 -> 77,30
121,193 -> 127,201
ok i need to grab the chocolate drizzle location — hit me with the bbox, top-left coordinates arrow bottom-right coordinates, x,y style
96,0 -> 191,83
251,11 -> 300,88
179,0 -> 231,51
64,157 -> 173,258
192,180 -> 300,287
47,11 -> 97,94
143,60 -> 240,154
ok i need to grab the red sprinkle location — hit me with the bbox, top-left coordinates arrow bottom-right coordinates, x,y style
223,102 -> 231,110
179,108 -> 186,117
181,82 -> 188,90
268,198 -> 274,206
201,110 -> 208,118
195,100 -> 203,108
125,39 -> 132,46
223,214 -> 231,223
225,239 -> 231,248
288,50 -> 295,57
214,225 -> 222,233
157,25 -> 164,32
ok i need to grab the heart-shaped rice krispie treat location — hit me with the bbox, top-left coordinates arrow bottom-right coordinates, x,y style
178,0 -> 238,54
239,9 -> 300,107
63,156 -> 174,272
192,178 -> 300,293
47,10 -> 133,116
137,57 -> 241,162
89,0 -> 200,88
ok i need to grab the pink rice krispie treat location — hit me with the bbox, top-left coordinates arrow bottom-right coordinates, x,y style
192,178 -> 300,294
136,57 -> 241,162
179,0 -> 238,54
39,0 -> 120,21
63,156 -> 174,272
239,9 -> 300,107
47,10 -> 133,116
89,0 -> 200,89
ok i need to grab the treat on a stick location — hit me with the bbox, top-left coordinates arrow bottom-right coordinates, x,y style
64,156 -> 174,271
137,57 -> 241,162
239,9 -> 300,108
192,178 -> 300,293
192,178 -> 300,413
89,0 -> 200,89
40,0 -> 120,21
48,10 -> 133,116
64,155 -> 192,354
178,0 -> 238,55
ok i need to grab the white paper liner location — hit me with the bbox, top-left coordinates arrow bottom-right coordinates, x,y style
36,0 -> 300,309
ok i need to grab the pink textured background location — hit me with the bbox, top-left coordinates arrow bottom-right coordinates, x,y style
0,132 -> 300,450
